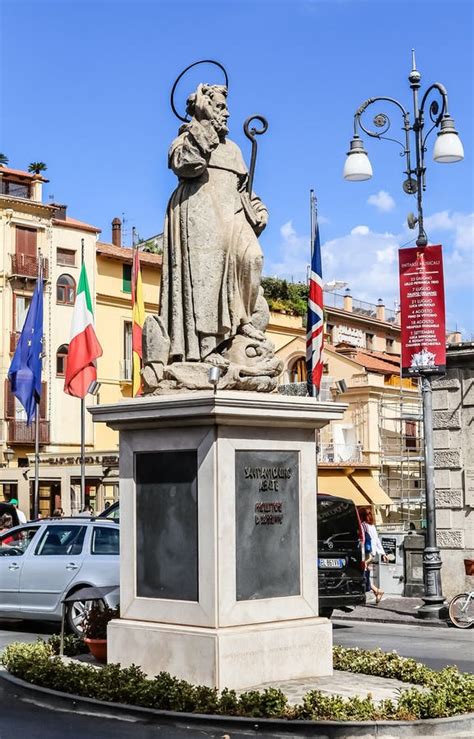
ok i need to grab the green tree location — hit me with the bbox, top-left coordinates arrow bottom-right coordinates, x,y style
28,162 -> 47,174
0,153 -> 9,167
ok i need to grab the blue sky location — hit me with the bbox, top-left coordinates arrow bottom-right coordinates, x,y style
1,0 -> 473,335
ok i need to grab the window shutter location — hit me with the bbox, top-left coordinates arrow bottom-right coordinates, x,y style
4,380 -> 15,419
122,264 -> 132,293
15,226 -> 37,257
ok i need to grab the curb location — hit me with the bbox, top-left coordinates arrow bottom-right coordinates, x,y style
1,668 -> 472,738
335,614 -> 449,628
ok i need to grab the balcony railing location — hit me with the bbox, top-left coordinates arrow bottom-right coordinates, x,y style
10,254 -> 49,280
8,420 -> 50,444
318,442 -> 364,464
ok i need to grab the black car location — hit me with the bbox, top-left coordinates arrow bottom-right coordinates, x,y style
101,497 -> 366,618
317,493 -> 366,618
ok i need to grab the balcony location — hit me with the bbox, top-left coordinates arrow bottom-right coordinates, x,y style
10,254 -> 49,280
318,442 -> 364,464
8,420 -> 50,445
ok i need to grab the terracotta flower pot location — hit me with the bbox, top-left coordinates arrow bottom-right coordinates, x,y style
85,637 -> 107,663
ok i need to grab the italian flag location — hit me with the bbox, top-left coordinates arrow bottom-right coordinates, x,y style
64,263 -> 103,398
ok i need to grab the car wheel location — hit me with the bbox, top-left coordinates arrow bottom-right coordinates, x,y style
66,598 -> 103,636
319,607 -> 334,618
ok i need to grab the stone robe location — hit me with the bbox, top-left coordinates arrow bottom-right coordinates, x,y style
160,120 -> 266,362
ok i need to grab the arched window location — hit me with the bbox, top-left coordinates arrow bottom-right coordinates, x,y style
56,344 -> 69,377
290,356 -> 307,383
56,274 -> 76,305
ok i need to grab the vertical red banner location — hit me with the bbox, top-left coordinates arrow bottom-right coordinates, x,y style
399,244 -> 446,377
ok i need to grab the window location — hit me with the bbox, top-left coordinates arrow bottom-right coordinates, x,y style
290,356 -> 307,383
5,379 -> 47,420
122,263 -> 132,293
386,338 -> 394,352
56,344 -> 69,377
122,321 -> 132,380
365,333 -> 374,350
57,248 -> 76,267
0,526 -> 39,555
15,226 -> 37,256
35,525 -> 86,556
2,180 -> 30,199
56,274 -> 76,305
91,526 -> 120,555
14,294 -> 32,332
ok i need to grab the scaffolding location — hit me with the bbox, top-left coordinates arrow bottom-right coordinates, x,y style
378,388 -> 425,529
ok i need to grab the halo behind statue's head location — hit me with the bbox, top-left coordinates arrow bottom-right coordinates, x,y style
170,60 -> 229,122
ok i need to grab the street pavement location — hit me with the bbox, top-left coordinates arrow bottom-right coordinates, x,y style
333,619 -> 474,673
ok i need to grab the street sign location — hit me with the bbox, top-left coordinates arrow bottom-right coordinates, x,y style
399,244 -> 446,377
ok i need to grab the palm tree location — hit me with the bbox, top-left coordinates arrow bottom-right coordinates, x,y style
0,153 -> 9,167
28,162 -> 47,174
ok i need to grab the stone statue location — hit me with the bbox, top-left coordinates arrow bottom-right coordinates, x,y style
142,82 -> 282,393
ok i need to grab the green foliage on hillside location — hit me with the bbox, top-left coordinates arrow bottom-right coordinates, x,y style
261,277 -> 308,316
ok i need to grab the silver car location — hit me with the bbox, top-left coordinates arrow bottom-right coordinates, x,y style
0,517 -> 119,635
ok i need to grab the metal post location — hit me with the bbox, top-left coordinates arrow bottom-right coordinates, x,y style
34,401 -> 40,519
309,190 -> 318,399
80,238 -> 86,513
80,398 -> 85,512
417,373 -> 447,618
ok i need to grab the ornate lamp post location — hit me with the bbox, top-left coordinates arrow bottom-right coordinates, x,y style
343,51 -> 464,619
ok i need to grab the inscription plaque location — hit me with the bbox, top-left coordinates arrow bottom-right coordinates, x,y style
135,450 -> 198,601
235,450 -> 300,601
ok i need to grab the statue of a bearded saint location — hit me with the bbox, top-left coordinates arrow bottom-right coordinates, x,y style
142,83 -> 282,393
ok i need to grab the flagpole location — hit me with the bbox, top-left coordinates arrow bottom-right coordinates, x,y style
80,238 -> 86,512
309,190 -> 318,399
34,401 -> 40,519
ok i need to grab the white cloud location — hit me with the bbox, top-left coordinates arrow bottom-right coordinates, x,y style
424,210 -> 474,251
367,190 -> 396,212
351,225 -> 370,236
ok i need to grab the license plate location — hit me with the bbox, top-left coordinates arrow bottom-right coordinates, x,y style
318,558 -> 345,568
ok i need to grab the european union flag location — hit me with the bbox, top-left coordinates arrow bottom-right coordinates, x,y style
8,271 -> 44,424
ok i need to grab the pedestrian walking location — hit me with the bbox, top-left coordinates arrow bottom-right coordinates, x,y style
360,508 -> 388,604
9,498 -> 27,524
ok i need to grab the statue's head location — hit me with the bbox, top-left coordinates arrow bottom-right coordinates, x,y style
186,84 -> 229,138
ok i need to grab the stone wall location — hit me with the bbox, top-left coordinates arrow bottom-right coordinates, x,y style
432,345 -> 474,599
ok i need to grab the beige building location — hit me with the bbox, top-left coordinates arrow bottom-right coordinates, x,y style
0,167 -> 160,517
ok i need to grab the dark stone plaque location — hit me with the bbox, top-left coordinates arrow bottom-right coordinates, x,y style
235,450 -> 300,601
135,450 -> 198,601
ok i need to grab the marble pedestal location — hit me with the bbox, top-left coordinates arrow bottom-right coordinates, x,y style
91,391 -> 345,690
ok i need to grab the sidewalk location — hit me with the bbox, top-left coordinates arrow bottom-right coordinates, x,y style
335,595 -> 450,627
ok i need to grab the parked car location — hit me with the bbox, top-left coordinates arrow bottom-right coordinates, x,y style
317,493 -> 366,618
101,497 -> 366,618
0,517 -> 119,635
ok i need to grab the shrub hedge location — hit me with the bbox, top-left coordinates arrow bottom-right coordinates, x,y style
2,640 -> 473,722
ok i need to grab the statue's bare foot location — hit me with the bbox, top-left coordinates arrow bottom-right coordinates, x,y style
240,323 -> 266,342
206,353 -> 230,368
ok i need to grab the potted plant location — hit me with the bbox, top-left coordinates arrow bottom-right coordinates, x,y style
82,603 -> 119,663
28,161 -> 47,175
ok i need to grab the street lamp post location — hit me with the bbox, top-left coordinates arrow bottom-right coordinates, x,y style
343,51 -> 464,620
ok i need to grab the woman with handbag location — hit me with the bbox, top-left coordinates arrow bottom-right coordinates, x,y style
360,508 -> 388,604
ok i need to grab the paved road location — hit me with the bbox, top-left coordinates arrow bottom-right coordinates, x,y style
333,619 -> 474,673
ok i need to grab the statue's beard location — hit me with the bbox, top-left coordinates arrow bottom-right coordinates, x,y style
213,117 -> 228,137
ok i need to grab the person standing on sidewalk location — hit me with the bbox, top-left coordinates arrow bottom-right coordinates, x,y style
360,508 -> 388,604
9,498 -> 27,524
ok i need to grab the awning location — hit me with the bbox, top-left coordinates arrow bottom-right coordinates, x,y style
318,471 -> 369,506
349,471 -> 392,506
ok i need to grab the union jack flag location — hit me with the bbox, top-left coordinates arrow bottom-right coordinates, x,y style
306,219 -> 324,396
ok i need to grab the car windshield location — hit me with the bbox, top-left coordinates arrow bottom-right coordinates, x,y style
318,498 -> 359,543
